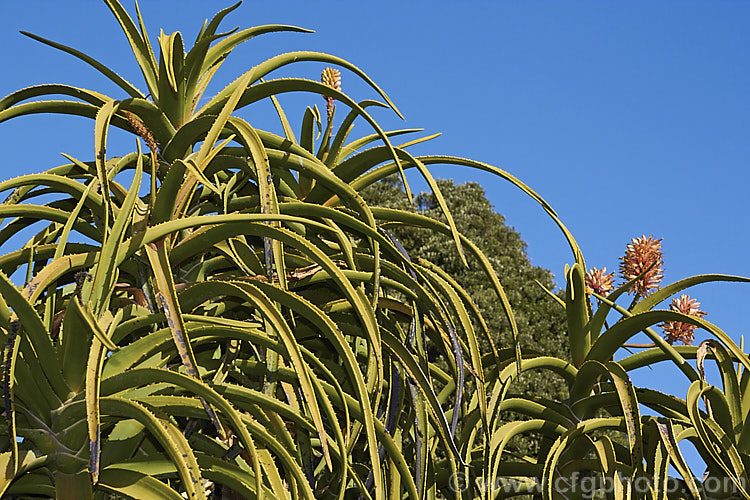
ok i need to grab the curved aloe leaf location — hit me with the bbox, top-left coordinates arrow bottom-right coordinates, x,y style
18,33 -> 144,98
98,468 -> 184,499
632,274 -> 750,315
99,397 -> 208,500
0,272 -> 66,397
102,0 -> 159,98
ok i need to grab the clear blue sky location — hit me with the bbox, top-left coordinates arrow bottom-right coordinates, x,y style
2,0 -> 749,475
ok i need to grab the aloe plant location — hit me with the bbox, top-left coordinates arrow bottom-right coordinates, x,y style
470,253 -> 750,499
1,1 -> 749,499
0,1 -> 522,498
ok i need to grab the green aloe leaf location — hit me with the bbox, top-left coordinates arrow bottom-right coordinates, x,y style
86,335 -> 105,484
416,260 -> 485,429
325,100 -> 391,166
632,274 -> 750,315
697,340 -> 743,439
60,300 -> 94,393
606,361 -> 644,475
0,271 -> 67,397
226,118 -> 288,290
89,145 -> 143,315
380,328 -> 465,467
18,33 -> 144,98
193,73 -> 252,169
183,2 -> 241,86
541,417 -> 623,500
686,381 -> 750,497
300,105 -> 320,155
99,397 -> 208,500
0,84 -> 111,112
102,0 -> 159,99
653,419 -> 703,498
69,298 -> 119,357
202,77 -> 411,201
333,128 -> 427,170
106,367 -> 291,499
2,329 -> 22,475
247,279 -> 381,490
0,204 -> 101,246
487,419 -> 567,498
354,155 -> 585,269
98,468 -> 184,499
566,263 -> 592,367
267,93 -> 297,144
198,52 -> 403,119
372,207 -> 521,370
143,239 -> 223,436
93,99 -> 121,233
590,308 -> 750,376
0,100 -> 102,125
0,450 -> 36,497
230,281 -> 331,465
201,26 -> 314,78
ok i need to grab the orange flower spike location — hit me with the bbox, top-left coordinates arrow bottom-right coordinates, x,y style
585,267 -> 615,297
662,294 -> 707,345
619,235 -> 664,297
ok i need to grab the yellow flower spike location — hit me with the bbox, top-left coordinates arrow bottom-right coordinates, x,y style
321,67 -> 341,120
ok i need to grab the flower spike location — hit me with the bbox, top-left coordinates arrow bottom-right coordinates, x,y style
662,294 -> 707,345
619,235 -> 664,297
321,67 -> 341,120
585,267 -> 615,297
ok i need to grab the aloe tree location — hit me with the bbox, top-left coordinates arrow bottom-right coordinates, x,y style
0,1 -> 525,498
2,1 -> 750,499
